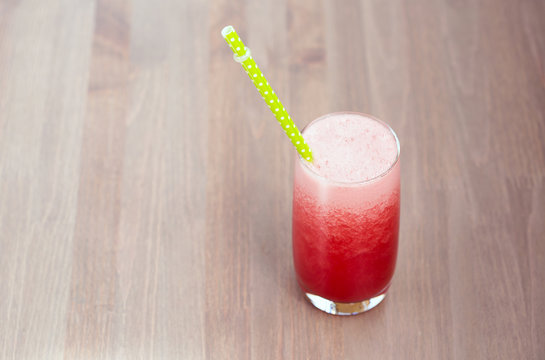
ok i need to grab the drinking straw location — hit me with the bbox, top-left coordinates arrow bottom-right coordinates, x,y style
221,25 -> 313,162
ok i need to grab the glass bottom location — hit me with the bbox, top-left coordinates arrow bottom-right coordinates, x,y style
304,291 -> 387,316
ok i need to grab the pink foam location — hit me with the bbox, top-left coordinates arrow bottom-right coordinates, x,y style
303,113 -> 398,183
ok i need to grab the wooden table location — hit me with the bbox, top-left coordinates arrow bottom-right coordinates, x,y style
1,0 -> 544,358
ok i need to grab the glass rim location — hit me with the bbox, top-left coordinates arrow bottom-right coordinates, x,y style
297,111 -> 401,186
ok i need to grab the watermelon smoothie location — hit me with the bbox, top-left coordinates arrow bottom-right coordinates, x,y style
292,112 -> 400,315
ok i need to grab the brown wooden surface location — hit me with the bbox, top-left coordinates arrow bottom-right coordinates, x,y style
1,0 -> 544,359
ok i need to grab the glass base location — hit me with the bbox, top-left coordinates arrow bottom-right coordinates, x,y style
304,291 -> 387,316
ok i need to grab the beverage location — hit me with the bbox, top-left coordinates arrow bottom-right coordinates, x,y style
292,112 -> 400,315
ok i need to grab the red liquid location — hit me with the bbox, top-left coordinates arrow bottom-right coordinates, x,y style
292,182 -> 400,302
292,112 -> 400,303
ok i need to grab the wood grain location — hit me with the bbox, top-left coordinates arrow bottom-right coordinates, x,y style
1,0 -> 544,359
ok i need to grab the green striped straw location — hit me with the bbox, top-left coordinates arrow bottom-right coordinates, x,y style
221,25 -> 313,162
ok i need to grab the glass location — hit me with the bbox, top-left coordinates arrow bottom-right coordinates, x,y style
292,112 -> 401,315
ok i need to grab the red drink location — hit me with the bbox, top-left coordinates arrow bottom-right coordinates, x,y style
292,112 -> 400,315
